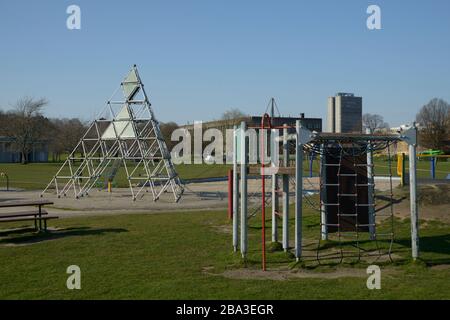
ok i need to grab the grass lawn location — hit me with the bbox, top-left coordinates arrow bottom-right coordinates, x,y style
1,159 -> 448,191
0,163 -> 232,190
0,203 -> 449,299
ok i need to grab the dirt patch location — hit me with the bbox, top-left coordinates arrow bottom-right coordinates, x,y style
376,184 -> 450,223
202,266 -> 215,272
222,268 -> 365,280
430,264 -> 450,271
417,184 -> 450,206
211,224 -> 232,235
393,184 -> 450,206
206,266 -> 399,281
387,201 -> 450,224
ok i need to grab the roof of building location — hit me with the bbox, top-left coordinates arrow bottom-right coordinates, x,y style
180,115 -> 322,129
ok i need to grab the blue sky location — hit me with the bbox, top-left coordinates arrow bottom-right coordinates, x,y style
0,0 -> 449,126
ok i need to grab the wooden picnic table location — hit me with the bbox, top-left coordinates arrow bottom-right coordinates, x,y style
0,199 -> 56,232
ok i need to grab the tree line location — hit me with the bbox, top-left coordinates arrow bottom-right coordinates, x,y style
0,96 -> 181,164
0,97 -> 87,163
362,98 -> 449,153
0,96 -> 448,164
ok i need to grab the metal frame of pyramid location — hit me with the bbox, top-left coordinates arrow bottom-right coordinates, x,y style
41,65 -> 184,202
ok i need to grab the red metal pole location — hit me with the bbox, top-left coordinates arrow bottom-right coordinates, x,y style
228,169 -> 233,220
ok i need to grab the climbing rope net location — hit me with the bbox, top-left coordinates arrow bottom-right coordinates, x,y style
310,139 -> 397,264
244,133 -> 400,265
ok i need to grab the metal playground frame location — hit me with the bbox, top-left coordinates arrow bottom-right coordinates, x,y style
41,65 -> 183,202
231,115 -> 419,270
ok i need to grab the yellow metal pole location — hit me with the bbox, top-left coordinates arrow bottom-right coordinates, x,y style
397,153 -> 403,176
397,153 -> 406,186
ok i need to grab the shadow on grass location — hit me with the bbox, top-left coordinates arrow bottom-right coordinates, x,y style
0,226 -> 128,245
395,234 -> 450,265
375,195 -> 407,213
0,227 -> 37,237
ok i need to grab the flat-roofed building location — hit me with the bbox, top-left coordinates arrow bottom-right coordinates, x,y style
182,114 -> 322,134
0,136 -> 49,163
180,114 -> 322,163
327,93 -> 362,133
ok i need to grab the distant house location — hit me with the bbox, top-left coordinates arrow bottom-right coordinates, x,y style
0,136 -> 49,163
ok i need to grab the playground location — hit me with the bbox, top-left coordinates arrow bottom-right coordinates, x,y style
0,66 -> 449,300
1,154 -> 449,300
1,153 -> 448,192
0,191 -> 449,299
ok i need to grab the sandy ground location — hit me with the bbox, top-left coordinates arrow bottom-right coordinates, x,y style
0,177 -> 400,218
0,179 -> 271,217
386,198 -> 450,224
0,178 -> 398,218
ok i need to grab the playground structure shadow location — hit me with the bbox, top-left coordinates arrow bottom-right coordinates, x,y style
395,234 -> 450,265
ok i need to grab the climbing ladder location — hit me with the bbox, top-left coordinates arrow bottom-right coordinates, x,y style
316,142 -> 394,264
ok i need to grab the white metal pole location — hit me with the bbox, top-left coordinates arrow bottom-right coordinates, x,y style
271,128 -> 279,243
240,122 -> 248,258
366,128 -> 376,240
320,144 -> 328,240
233,125 -> 239,252
272,174 -> 279,242
409,126 -> 419,260
282,124 -> 289,252
295,120 -> 303,260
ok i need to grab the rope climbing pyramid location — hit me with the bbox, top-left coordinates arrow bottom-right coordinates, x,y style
42,65 -> 184,202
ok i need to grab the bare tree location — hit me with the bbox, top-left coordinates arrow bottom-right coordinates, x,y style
49,118 -> 88,161
6,97 -> 49,164
416,98 -> 450,151
159,121 -> 179,151
220,108 -> 247,121
362,113 -> 389,132
0,110 -> 8,135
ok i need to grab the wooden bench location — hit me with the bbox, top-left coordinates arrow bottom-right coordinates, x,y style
0,200 -> 58,232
